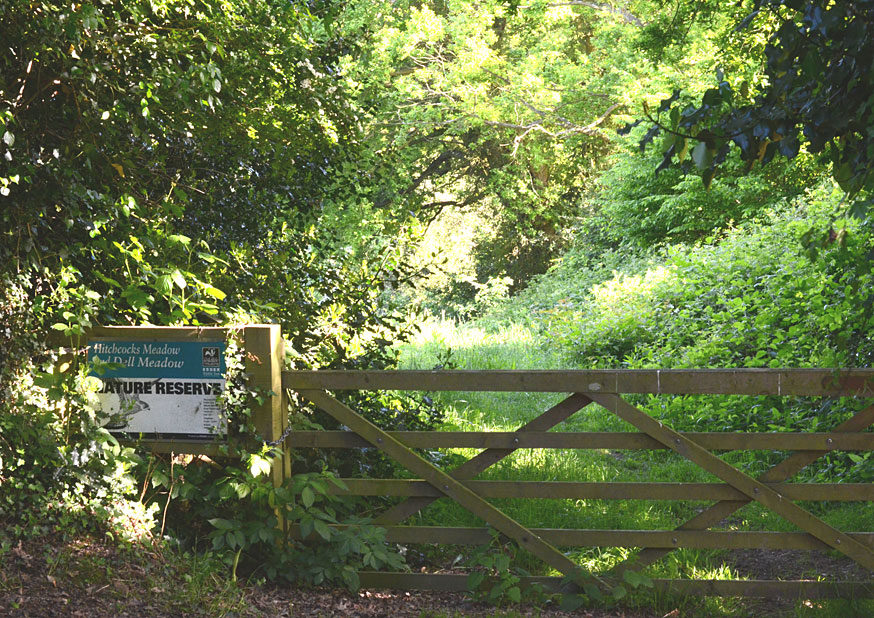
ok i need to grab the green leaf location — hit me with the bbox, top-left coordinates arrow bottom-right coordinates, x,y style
209,518 -> 235,530
156,274 -> 172,295
467,571 -> 485,590
171,269 -> 187,289
495,554 -> 510,572
559,593 -> 586,611
611,584 -> 628,600
691,141 -> 714,170
300,516 -> 314,539
301,486 -> 315,508
249,453 -> 272,478
341,566 -> 360,591
583,582 -> 604,602
122,286 -> 151,309
622,569 -> 646,588
204,286 -> 226,300
313,518 -> 331,541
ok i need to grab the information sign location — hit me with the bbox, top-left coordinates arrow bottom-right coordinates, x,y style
88,339 -> 227,439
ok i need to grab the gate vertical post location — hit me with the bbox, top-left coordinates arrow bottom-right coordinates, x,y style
243,324 -> 290,490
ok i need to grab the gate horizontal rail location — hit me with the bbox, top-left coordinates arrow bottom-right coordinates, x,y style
283,368 -> 874,599
284,368 -> 874,396
286,429 -> 874,451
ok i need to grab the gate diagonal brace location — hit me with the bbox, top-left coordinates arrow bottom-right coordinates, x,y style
621,402 -> 874,571
588,393 -> 874,572
298,389 -> 586,581
377,392 -> 593,526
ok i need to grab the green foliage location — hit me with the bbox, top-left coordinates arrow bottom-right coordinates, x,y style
639,0 -> 874,224
338,0 -> 689,285
546,188 -> 874,371
0,0 -> 438,574
0,0 -> 422,378
0,357 -> 151,542
464,529 -> 543,606
153,458 -> 404,589
592,131 -> 825,248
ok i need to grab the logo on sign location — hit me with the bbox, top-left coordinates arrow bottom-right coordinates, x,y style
202,346 -> 220,368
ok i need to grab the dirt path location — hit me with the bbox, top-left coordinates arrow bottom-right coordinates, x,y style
3,535 -> 858,617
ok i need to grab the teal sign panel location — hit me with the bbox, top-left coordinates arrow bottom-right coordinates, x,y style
89,339 -> 227,440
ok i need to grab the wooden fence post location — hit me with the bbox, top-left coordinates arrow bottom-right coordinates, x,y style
244,324 -> 290,490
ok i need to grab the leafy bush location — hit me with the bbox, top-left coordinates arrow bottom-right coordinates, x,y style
547,187 -> 874,371
130,337 -> 410,589
0,358 -> 151,543
522,184 -> 874,480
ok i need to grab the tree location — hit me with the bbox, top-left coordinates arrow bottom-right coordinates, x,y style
639,0 -> 874,221
0,0 -> 419,389
336,0 -> 649,287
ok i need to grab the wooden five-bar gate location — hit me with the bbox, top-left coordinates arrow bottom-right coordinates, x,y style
282,368 -> 874,599
70,326 -> 874,599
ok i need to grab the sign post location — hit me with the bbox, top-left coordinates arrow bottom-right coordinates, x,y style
244,324 -> 291,490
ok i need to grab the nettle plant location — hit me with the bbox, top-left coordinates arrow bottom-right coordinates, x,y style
464,529 -> 652,610
143,337 -> 405,588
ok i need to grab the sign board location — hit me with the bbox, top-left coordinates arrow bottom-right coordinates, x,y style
89,339 -> 227,440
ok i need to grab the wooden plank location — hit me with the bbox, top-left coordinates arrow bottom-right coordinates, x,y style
121,439 -> 224,457
355,572 -> 874,598
628,404 -> 874,570
285,430 -> 874,452
375,393 -> 592,526
333,479 -> 874,502
48,326 -> 230,349
589,393 -> 874,571
290,525 -> 874,551
283,369 -> 874,396
298,389 -> 586,580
